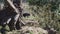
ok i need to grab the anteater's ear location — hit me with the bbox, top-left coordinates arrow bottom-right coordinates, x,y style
23,13 -> 30,17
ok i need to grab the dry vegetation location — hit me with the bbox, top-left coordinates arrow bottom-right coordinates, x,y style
0,0 -> 60,34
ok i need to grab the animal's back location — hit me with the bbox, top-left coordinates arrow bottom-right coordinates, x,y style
0,7 -> 17,25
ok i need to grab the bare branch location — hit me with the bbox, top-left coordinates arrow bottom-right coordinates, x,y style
7,0 -> 20,14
